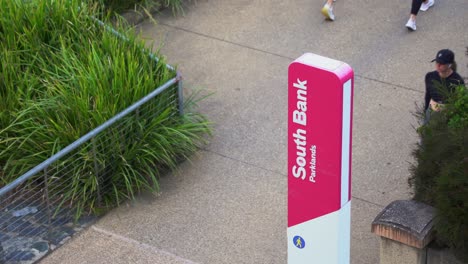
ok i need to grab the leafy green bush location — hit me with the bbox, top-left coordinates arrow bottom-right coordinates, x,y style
0,0 -> 211,216
409,82 -> 467,261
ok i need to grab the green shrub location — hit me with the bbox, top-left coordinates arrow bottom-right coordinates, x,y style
435,156 -> 468,261
409,83 -> 467,261
0,0 -> 211,217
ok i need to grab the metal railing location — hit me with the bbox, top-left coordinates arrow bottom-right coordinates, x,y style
0,76 -> 182,264
0,19 -> 183,264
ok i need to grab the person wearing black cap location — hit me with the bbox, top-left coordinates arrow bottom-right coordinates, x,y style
423,49 -> 465,121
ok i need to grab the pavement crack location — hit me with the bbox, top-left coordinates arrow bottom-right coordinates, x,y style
158,23 -> 423,95
158,22 -> 294,61
355,75 -> 422,94
203,149 -> 387,209
200,148 -> 286,177
351,196 -> 385,208
91,226 -> 200,264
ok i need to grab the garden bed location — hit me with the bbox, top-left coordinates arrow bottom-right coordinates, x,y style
0,0 -> 210,262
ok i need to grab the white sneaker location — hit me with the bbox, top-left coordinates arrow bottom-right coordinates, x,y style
420,0 -> 434,11
321,4 -> 335,21
405,19 -> 416,31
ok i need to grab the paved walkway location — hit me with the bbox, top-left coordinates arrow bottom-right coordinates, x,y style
40,0 -> 468,263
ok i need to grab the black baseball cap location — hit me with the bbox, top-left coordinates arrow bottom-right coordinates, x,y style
431,49 -> 455,64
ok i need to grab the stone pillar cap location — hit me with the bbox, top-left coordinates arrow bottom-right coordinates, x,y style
371,200 -> 436,249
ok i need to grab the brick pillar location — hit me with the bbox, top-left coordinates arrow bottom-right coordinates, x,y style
371,200 -> 436,264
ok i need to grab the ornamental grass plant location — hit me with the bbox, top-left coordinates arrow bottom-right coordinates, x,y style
0,0 -> 211,217
95,0 -> 185,15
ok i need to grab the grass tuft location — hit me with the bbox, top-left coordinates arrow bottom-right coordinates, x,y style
0,0 -> 211,217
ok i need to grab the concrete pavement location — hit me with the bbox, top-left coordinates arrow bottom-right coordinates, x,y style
40,0 -> 468,263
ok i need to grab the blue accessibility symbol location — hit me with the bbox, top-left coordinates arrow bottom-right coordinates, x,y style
293,236 -> 305,249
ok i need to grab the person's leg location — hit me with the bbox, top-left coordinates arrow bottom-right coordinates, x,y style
321,0 -> 335,21
411,0 -> 424,16
423,108 -> 431,126
406,0 -> 423,31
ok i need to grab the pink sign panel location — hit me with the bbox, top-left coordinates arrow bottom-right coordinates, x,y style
288,53 -> 354,228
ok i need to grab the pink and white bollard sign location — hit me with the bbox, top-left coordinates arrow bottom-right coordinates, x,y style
288,53 -> 354,263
